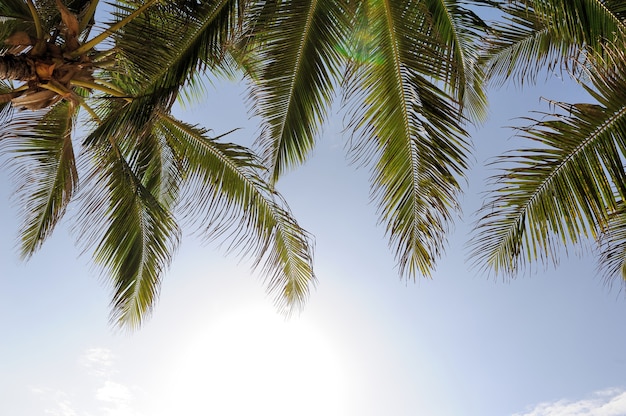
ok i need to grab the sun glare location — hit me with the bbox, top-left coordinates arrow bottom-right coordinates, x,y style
160,305 -> 349,416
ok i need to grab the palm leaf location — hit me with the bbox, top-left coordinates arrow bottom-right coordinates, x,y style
158,114 -> 316,314
0,0 -> 36,50
344,0 -> 471,278
597,204 -> 626,290
110,0 -> 243,104
130,128 -> 184,211
421,0 -> 489,121
471,49 -> 626,275
0,0 -> 31,19
0,101 -> 78,258
81,0 -> 244,152
76,136 -> 180,329
480,1 -> 576,85
529,0 -> 625,54
245,0 -> 349,181
481,0 -> 626,86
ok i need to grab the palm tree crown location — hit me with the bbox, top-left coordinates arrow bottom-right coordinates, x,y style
1,0 -> 316,329
1,0 -> 494,328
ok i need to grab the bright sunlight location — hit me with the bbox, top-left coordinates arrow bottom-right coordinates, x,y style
159,305 -> 349,416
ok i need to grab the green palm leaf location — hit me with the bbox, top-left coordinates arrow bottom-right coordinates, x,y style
344,0 -> 472,278
110,0 -> 243,105
0,101 -> 78,258
422,0 -> 488,121
529,0 -> 625,52
480,1 -> 567,85
245,0 -> 349,181
471,49 -> 626,275
158,114 -> 316,314
76,136 -> 180,329
481,0 -> 626,86
83,0 -> 244,151
597,204 -> 626,288
0,0 -> 35,51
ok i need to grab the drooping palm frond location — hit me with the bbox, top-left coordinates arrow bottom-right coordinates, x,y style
129,127 -> 184,211
597,204 -> 626,289
480,1 -> 577,85
158,114 -> 316,314
528,0 -> 626,53
80,0 -> 244,146
75,135 -> 181,329
421,0 -> 489,121
344,0 -> 472,278
481,0 -> 626,86
471,48 -> 626,276
0,101 -> 78,258
245,0 -> 350,182
109,0 -> 243,104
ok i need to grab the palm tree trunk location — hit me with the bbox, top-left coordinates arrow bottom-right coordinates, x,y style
0,54 -> 36,81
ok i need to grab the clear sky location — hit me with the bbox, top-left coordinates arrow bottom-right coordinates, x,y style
2,49 -> 626,416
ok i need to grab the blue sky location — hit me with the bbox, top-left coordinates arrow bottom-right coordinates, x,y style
2,28 -> 626,416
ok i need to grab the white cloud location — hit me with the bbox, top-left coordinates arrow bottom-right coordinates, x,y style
96,381 -> 132,404
80,348 -> 116,377
96,381 -> 140,416
32,348 -> 142,416
31,388 -> 79,416
514,388 -> 626,416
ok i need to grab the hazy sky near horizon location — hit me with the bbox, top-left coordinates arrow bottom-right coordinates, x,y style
2,32 -> 626,416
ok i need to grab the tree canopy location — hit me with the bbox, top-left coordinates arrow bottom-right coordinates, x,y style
2,0 -> 626,328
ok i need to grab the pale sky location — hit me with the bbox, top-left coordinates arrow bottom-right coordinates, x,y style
2,47 -> 626,416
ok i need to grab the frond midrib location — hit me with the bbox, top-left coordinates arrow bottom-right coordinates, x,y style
381,0 -> 421,245
440,0 -> 467,90
270,0 -> 319,178
126,188 -> 149,321
484,25 -> 550,77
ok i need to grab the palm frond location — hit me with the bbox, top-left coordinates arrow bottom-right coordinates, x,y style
110,0 -> 243,104
597,204 -> 626,290
480,1 -> 577,86
75,136 -> 180,329
481,0 -> 626,86
422,0 -> 489,121
471,49 -> 626,276
345,0 -> 470,278
0,101 -> 78,258
158,114 -> 316,314
529,0 -> 626,54
0,0 -> 31,19
245,0 -> 349,181
131,128 -> 185,211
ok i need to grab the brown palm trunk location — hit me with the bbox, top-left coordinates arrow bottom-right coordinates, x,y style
0,54 -> 36,81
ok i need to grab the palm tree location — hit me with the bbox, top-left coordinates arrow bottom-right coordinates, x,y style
471,0 -> 626,288
0,0 -> 315,329
1,0 -> 492,328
